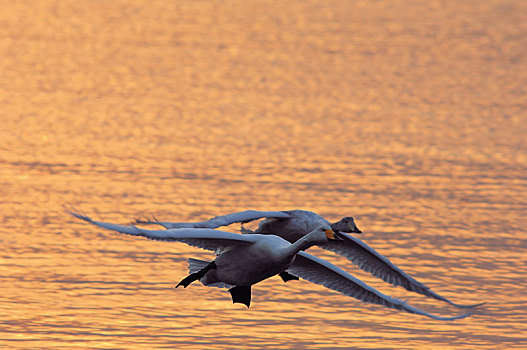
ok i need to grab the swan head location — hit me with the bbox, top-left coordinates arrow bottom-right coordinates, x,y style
308,225 -> 343,243
330,217 -> 361,234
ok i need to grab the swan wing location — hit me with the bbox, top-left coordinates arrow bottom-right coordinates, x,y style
136,210 -> 291,229
322,233 -> 483,308
287,251 -> 471,321
69,211 -> 258,252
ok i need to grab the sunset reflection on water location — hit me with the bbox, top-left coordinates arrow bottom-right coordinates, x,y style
1,0 -> 526,349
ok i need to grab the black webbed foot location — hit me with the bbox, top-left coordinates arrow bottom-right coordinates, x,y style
176,273 -> 200,288
229,286 -> 252,307
279,271 -> 299,282
176,261 -> 216,288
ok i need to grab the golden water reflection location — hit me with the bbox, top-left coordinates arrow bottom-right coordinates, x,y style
1,0 -> 526,349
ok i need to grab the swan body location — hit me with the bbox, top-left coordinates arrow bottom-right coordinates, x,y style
69,211 -> 473,321
136,209 -> 483,309
206,235 -> 299,287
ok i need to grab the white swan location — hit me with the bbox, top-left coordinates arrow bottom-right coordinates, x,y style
69,211 -> 472,321
136,209 -> 483,309
136,209 -> 361,236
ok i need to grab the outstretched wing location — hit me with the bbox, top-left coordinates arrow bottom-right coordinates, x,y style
322,233 -> 483,308
69,211 -> 258,252
135,210 -> 291,229
287,251 -> 471,321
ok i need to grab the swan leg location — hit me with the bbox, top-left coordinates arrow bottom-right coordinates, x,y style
176,261 -> 216,288
279,271 -> 299,282
229,286 -> 252,307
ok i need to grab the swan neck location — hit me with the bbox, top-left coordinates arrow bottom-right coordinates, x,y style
285,234 -> 317,256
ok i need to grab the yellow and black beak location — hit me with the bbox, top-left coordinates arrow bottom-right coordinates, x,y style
325,229 -> 343,241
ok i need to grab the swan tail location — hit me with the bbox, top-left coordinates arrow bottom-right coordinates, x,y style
188,258 -> 212,274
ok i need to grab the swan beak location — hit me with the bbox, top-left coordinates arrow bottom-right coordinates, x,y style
325,229 -> 343,241
348,222 -> 362,234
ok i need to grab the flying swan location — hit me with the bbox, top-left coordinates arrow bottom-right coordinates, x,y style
69,211 -> 472,321
136,209 -> 483,309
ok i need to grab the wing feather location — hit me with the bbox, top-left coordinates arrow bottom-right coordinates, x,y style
136,210 -> 291,229
287,251 -> 471,321
322,233 -> 483,308
69,211 -> 257,252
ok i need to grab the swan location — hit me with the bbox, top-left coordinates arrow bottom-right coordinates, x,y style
68,211 -> 472,321
136,209 -> 483,309
136,209 -> 362,236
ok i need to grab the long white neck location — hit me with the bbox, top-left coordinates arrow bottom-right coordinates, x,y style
283,233 -> 320,257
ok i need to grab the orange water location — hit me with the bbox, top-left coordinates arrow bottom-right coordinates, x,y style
1,1 -> 526,349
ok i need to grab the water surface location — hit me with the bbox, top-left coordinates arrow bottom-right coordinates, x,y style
1,1 -> 526,349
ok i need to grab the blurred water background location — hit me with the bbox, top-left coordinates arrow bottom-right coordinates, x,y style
1,1 -> 526,349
